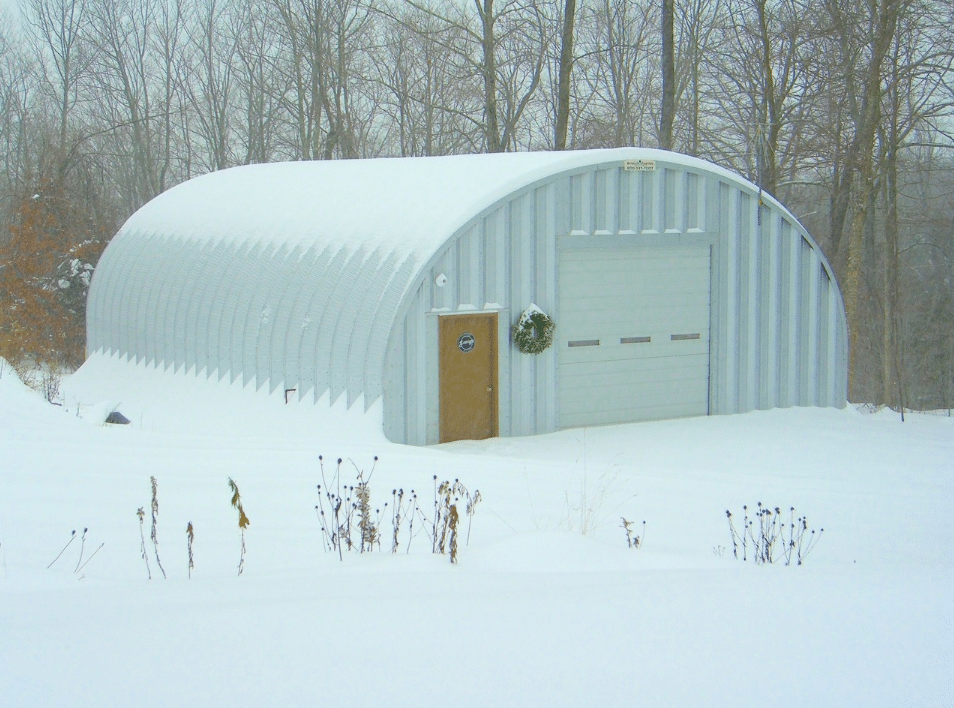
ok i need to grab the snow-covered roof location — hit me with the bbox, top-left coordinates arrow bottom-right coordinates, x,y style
120,148 -> 749,260
86,148 -> 788,410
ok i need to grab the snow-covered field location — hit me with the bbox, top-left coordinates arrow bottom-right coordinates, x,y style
1,360 -> 951,707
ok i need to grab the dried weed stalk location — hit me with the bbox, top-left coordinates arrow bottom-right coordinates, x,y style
448,502 -> 460,564
465,490 -> 481,546
432,477 -> 467,555
48,527 -> 102,577
315,456 -> 345,560
228,478 -> 250,576
150,476 -> 166,579
75,531 -> 104,577
73,527 -> 87,572
354,457 -> 380,553
315,458 -> 478,563
136,509 -> 152,579
47,529 -> 77,569
620,517 -> 645,549
726,503 -> 823,566
186,521 -> 195,579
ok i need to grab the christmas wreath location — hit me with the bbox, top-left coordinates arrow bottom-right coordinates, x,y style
511,304 -> 556,354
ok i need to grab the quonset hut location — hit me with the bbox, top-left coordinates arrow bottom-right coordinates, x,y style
85,148 -> 847,444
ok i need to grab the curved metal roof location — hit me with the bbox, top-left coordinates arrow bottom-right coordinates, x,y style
86,148 -> 832,408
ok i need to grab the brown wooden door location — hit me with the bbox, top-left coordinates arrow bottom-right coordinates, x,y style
439,313 -> 498,442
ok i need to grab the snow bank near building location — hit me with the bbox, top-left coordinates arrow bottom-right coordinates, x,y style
62,351 -> 385,440
2,356 -> 951,708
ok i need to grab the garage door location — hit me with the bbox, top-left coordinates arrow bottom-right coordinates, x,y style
558,245 -> 711,429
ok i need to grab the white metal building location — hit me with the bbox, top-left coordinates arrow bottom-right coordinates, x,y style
85,148 -> 848,444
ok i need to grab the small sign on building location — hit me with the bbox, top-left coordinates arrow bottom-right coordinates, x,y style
624,159 -> 656,172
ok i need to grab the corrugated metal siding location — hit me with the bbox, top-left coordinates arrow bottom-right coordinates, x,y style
386,157 -> 847,444
88,231 -> 420,411
86,150 -> 846,446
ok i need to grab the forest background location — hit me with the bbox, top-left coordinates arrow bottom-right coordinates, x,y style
0,0 -> 950,409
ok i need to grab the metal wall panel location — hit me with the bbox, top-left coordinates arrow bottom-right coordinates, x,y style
265,244 -> 302,392
557,245 -> 711,428
281,245 -> 323,395
387,155 -> 847,443
87,149 -> 846,446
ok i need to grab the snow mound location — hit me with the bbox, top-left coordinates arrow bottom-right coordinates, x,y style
62,351 -> 385,440
0,358 -> 79,429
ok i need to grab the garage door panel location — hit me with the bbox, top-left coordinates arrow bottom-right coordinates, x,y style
562,304 -> 711,327
561,249 -> 708,268
561,351 -> 709,376
562,377 -> 709,408
558,244 -> 711,429
560,293 -> 712,317
561,309 -> 711,333
562,379 -> 709,415
560,272 -> 711,293
560,399 -> 709,429
561,339 -> 708,364
563,292 -> 709,318
560,268 -> 710,290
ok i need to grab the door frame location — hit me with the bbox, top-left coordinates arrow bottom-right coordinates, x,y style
438,312 -> 499,442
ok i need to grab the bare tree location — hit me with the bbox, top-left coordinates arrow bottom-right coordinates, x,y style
658,0 -> 674,149
375,4 -> 479,155
89,0 -> 165,207
153,0 -> 188,186
706,0 -> 814,194
553,0 -> 575,149
575,0 -> 656,147
0,15 -> 38,202
232,0 -> 281,164
184,0 -> 237,170
403,0 -> 547,152
876,0 -> 953,407
839,0 -> 906,398
675,0 -> 723,156
272,0 -> 327,159
271,0 -> 377,160
24,0 -> 95,156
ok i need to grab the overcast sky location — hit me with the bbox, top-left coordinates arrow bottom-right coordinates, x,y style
1,1 -> 21,27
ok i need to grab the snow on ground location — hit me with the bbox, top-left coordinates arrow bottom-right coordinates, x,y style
1,360 -> 952,707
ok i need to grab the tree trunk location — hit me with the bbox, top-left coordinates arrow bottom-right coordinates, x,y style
841,0 -> 902,400
478,0 -> 501,152
658,0 -> 675,150
554,0 -> 576,150
882,39 -> 902,412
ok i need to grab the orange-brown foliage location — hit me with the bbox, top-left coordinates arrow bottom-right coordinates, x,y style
0,179 -> 109,369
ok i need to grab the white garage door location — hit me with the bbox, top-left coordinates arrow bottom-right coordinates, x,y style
558,245 -> 711,429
